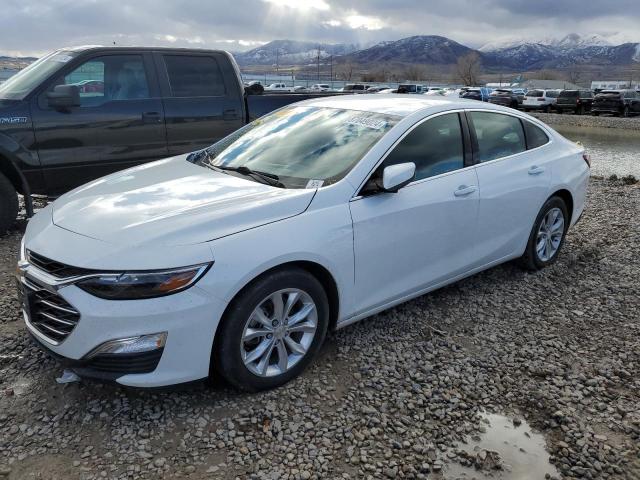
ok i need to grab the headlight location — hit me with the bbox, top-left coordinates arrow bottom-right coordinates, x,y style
77,264 -> 211,300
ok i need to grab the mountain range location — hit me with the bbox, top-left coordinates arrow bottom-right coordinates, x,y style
235,33 -> 640,71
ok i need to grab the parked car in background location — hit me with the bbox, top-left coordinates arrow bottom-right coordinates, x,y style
365,85 -> 389,93
0,46 -> 342,233
555,90 -> 593,114
461,87 -> 492,102
310,84 -> 331,91
512,88 -> 527,105
523,89 -> 560,113
398,84 -> 426,94
291,86 -> 308,93
377,88 -> 398,94
342,84 -> 367,93
17,95 -> 589,391
74,79 -> 104,94
488,89 -> 520,109
265,83 -> 290,92
592,90 -> 640,117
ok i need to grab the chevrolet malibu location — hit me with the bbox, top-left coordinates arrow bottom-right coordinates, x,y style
17,96 -> 589,391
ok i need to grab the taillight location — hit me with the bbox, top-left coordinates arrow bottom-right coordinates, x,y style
583,153 -> 591,168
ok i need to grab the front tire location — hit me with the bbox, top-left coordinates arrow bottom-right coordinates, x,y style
0,173 -> 18,235
213,267 -> 329,392
520,197 -> 569,271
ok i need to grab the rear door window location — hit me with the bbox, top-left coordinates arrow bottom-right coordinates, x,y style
469,112 -> 526,162
163,55 -> 226,97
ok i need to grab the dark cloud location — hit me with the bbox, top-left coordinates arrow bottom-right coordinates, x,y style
1,0 -> 638,56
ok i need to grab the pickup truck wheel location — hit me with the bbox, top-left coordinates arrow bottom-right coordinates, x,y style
623,106 -> 630,117
0,173 -> 19,235
213,267 -> 329,392
520,196 -> 569,271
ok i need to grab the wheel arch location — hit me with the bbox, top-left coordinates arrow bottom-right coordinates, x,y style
550,188 -> 574,225
209,259 -> 341,376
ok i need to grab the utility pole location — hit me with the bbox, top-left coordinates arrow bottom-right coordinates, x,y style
275,49 -> 279,75
330,55 -> 333,87
316,46 -> 321,81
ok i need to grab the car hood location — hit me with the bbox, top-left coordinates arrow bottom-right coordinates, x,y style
52,155 -> 316,246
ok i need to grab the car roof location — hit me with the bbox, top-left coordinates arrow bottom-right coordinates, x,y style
300,94 -> 505,117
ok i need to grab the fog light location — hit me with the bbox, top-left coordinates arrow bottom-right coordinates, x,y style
87,332 -> 167,358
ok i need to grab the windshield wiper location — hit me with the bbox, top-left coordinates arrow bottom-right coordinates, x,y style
211,164 -> 285,188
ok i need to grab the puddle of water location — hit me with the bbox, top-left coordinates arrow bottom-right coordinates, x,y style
553,124 -> 640,178
444,413 -> 560,480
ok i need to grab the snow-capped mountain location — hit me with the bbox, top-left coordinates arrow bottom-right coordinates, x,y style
233,40 -> 359,66
480,33 -> 613,52
479,33 -> 639,70
551,33 -> 612,49
342,35 -> 476,65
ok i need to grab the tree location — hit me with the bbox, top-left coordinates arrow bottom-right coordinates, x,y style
456,52 -> 482,86
336,61 -> 355,81
567,68 -> 582,85
404,64 -> 427,82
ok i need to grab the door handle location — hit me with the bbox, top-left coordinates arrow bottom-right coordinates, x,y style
528,165 -> 545,175
142,112 -> 162,123
454,185 -> 477,197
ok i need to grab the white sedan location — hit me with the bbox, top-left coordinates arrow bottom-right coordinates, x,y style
17,96 -> 589,391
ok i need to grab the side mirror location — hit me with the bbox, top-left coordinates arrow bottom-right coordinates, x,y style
47,84 -> 80,109
381,162 -> 416,192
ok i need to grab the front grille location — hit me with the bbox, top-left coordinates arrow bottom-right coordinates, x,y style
23,279 -> 80,343
27,250 -> 95,278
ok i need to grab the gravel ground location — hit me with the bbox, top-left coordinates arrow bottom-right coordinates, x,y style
529,112 -> 640,131
0,179 -> 639,480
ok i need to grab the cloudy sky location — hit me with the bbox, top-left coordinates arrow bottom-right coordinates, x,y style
2,0 -> 640,56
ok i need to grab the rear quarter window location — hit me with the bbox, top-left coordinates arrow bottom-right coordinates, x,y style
522,120 -> 549,149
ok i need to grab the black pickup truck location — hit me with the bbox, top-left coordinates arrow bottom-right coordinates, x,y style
0,46 -> 339,233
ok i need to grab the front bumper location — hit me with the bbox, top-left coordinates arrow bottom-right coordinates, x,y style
28,331 -> 164,382
17,264 -> 227,388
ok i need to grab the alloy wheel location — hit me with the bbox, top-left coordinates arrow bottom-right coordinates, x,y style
241,289 -> 318,377
536,207 -> 565,262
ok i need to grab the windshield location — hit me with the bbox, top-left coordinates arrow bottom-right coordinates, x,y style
197,106 -> 399,189
526,90 -> 543,97
560,91 -> 578,97
0,50 -> 78,100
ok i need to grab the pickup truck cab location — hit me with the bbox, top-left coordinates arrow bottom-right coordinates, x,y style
0,46 -> 339,233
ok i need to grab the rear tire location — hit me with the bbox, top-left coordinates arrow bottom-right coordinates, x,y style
213,267 -> 329,392
623,106 -> 630,117
543,105 -> 551,113
0,173 -> 18,235
520,196 -> 569,271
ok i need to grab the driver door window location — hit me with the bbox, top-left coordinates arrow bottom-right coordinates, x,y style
382,112 -> 465,181
54,55 -> 150,107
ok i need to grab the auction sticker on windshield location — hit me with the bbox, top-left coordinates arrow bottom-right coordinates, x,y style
305,179 -> 324,189
345,115 -> 388,130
